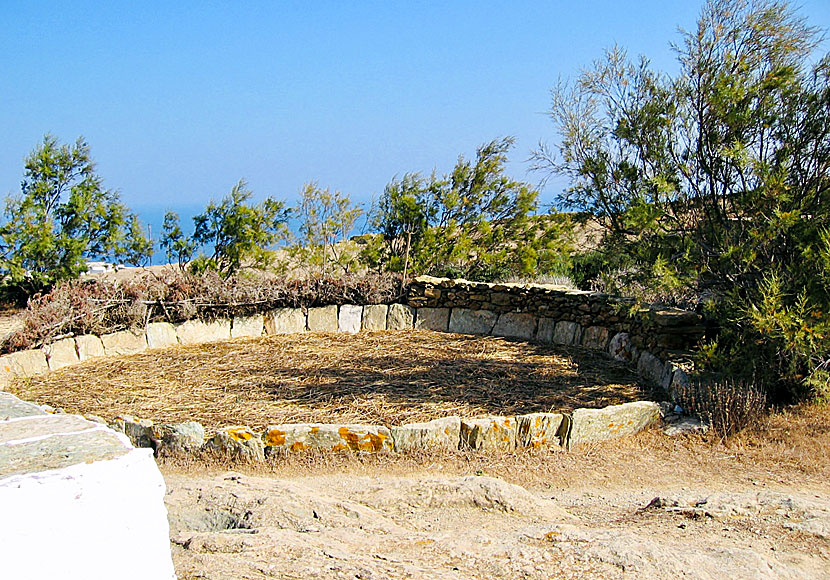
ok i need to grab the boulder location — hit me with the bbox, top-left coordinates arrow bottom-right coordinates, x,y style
264,308 -> 307,334
116,416 -> 157,450
154,421 -> 205,455
176,319 -> 232,345
535,317 -> 556,343
231,314 -> 264,339
669,368 -> 691,401
516,412 -> 567,449
391,417 -> 461,452
361,304 -> 388,331
569,401 -> 661,445
414,307 -> 450,332
387,304 -> 415,330
581,326 -> 610,350
637,351 -> 666,384
206,426 -> 265,461
146,322 -> 179,349
307,306 -> 338,332
460,416 -> 517,451
448,309 -> 498,335
338,305 -> 363,334
44,337 -> 79,371
101,329 -> 148,357
492,313 -> 537,340
608,332 -> 636,362
75,334 -> 106,361
264,423 -> 394,453
552,321 -> 582,345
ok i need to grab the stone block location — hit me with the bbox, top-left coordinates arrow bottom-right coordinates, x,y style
0,391 -> 47,418
552,321 -> 582,345
265,308 -> 307,334
536,317 -> 556,343
414,307 -> 450,332
492,313 -> 537,340
516,412 -> 567,449
608,332 -> 635,362
387,303 -> 415,330
391,416 -> 461,452
101,329 -> 148,357
154,421 -> 205,455
581,326 -> 610,350
75,334 -> 105,361
307,305 -> 338,332
569,401 -> 661,445
0,349 -> 49,382
459,416 -> 517,451
448,308 -> 498,335
206,426 -> 265,461
637,351 -> 665,384
231,314 -> 264,339
361,304 -> 388,331
175,318 -> 231,345
338,304 -> 363,334
669,368 -> 691,402
264,423 -> 394,453
146,322 -> 178,349
44,337 -> 79,371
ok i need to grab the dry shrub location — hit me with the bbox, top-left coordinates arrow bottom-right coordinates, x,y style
2,269 -> 403,353
675,377 -> 767,437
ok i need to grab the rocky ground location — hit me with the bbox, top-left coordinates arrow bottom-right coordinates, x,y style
162,413 -> 830,579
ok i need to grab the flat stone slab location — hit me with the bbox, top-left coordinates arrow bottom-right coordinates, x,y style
449,309 -> 498,335
265,308 -> 307,334
338,305 -> 363,334
516,412 -> 566,449
264,423 -> 394,452
101,329 -> 148,356
391,416 -> 460,452
387,304 -> 414,330
146,322 -> 179,349
492,313 -> 537,340
361,304 -> 388,331
570,401 -> 661,445
0,392 -> 47,419
44,337 -> 80,371
307,306 -> 338,332
460,416 -> 518,451
0,414 -> 95,444
75,334 -> 105,361
176,319 -> 231,345
414,307 -> 450,332
231,314 -> 264,339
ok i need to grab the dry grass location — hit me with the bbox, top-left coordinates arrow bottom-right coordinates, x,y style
9,330 -> 647,430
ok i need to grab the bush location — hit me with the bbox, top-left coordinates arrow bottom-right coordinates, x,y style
674,377 -> 767,438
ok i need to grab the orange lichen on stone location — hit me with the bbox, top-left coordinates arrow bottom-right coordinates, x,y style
228,428 -> 252,442
265,429 -> 286,446
338,427 -> 360,450
290,441 -> 307,452
361,432 -> 388,452
331,443 -> 347,452
311,426 -> 320,434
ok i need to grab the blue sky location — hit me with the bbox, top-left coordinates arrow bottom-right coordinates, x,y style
2,1 -> 829,233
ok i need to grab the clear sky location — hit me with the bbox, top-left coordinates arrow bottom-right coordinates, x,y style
2,1 -> 829,232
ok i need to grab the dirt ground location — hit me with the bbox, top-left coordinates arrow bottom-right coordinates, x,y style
162,404 -> 830,579
9,331 -> 648,429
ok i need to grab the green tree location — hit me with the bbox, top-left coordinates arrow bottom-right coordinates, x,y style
159,211 -> 196,270
0,135 -> 152,294
292,182 -> 363,276
535,0 -> 830,395
190,179 -> 289,278
373,138 -> 572,281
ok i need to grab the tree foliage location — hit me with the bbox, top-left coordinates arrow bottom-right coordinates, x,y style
535,0 -> 830,396
372,138 -> 572,281
0,135 -> 152,295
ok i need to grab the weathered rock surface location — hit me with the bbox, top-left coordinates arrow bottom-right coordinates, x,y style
265,308 -> 307,334
146,322 -> 179,349
581,325 -> 610,349
207,426 -> 265,461
637,351 -> 666,385
231,314 -> 264,339
44,337 -> 80,371
414,307 -> 450,332
155,421 -> 206,455
0,348 -> 49,385
307,306 -> 338,332
449,308 -> 498,335
338,304 -> 363,334
492,312 -> 537,340
264,423 -> 394,453
608,331 -> 635,362
75,334 -> 106,361
391,416 -> 461,452
517,412 -> 566,448
101,329 -> 148,357
460,416 -> 517,451
570,401 -> 661,445
361,304 -> 388,331
176,319 -> 232,345
535,317 -> 556,343
552,320 -> 582,345
387,303 -> 415,330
